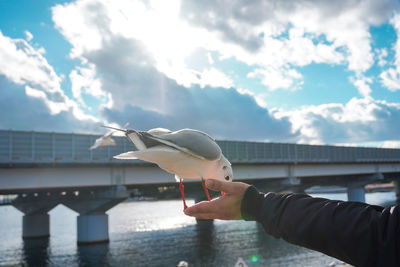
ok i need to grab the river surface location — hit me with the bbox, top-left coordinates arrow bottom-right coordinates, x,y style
0,192 -> 396,267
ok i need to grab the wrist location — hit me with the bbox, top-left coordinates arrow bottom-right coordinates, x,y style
240,185 -> 265,221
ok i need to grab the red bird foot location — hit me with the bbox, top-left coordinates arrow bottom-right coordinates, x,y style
179,177 -> 188,210
201,178 -> 211,201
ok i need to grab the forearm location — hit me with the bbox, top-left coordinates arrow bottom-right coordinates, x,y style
241,186 -> 400,266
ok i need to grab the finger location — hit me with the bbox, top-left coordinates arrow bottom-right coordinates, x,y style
206,179 -> 239,194
185,208 -> 233,220
185,212 -> 217,220
184,201 -> 216,215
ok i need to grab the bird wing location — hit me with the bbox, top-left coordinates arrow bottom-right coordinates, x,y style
89,138 -> 102,150
89,144 -> 98,150
114,146 -> 181,160
114,145 -> 206,179
114,146 -> 182,172
143,129 -> 222,161
104,130 -> 116,139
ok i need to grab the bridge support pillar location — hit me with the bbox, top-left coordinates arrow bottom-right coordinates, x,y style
23,213 -> 50,239
77,213 -> 109,244
346,174 -> 383,203
347,185 -> 365,203
12,193 -> 58,239
62,185 -> 128,245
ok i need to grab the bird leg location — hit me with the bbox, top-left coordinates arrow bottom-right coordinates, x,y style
179,177 -> 188,210
201,178 -> 211,201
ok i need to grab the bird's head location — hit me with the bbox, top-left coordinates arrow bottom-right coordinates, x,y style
219,155 -> 233,182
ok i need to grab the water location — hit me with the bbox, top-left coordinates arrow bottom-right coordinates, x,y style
0,192 -> 396,267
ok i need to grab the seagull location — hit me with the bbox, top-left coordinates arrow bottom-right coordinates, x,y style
90,122 -> 129,150
89,131 -> 116,150
103,125 -> 233,210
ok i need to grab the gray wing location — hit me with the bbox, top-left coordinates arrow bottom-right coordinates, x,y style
144,129 -> 222,161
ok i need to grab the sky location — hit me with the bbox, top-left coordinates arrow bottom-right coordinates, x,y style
1,0 -> 400,147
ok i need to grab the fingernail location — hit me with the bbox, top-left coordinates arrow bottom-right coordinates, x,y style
206,179 -> 214,187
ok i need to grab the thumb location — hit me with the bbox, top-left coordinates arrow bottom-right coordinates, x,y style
206,179 -> 237,194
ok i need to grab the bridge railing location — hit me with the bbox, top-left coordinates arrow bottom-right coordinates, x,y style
1,130 -> 400,165
218,141 -> 400,163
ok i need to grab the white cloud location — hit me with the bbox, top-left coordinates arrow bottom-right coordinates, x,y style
0,77 -> 101,132
25,86 -> 69,114
248,66 -> 303,91
70,64 -> 107,106
376,48 -> 388,67
392,13 -> 400,66
207,52 -> 214,65
46,0 -> 400,144
350,75 -> 373,97
50,0 -> 300,141
181,0 -> 397,94
198,68 -> 233,89
51,0 -> 399,97
380,13 -> 400,91
381,68 -> 400,91
52,0 -> 105,59
0,30 -> 99,123
53,0 -> 236,91
277,97 -> 400,144
0,30 -> 61,93
237,88 -> 267,108
381,140 -> 400,148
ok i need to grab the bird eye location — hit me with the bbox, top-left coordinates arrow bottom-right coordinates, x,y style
223,166 -> 227,170
225,176 -> 230,181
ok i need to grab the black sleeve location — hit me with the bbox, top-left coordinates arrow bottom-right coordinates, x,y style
240,186 -> 400,267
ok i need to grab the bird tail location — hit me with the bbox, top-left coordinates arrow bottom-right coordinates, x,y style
114,151 -> 138,159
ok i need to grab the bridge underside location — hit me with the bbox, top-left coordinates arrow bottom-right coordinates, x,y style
1,162 -> 400,193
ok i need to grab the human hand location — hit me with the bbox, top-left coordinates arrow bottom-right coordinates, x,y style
184,179 -> 250,220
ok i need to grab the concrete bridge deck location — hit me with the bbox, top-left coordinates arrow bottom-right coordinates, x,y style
1,129 -> 400,193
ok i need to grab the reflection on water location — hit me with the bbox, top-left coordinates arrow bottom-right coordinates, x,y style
23,238 -> 50,266
78,243 -> 110,267
0,192 -> 396,267
195,221 -> 215,263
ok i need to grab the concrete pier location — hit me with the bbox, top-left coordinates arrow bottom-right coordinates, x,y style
346,174 -> 384,203
62,185 -> 128,245
77,214 -> 109,244
12,194 -> 58,239
23,213 -> 50,239
347,185 -> 365,202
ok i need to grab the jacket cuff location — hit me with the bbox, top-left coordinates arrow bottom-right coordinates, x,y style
241,185 -> 265,221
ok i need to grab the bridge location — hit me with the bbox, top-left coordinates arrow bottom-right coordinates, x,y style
1,129 -> 400,244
